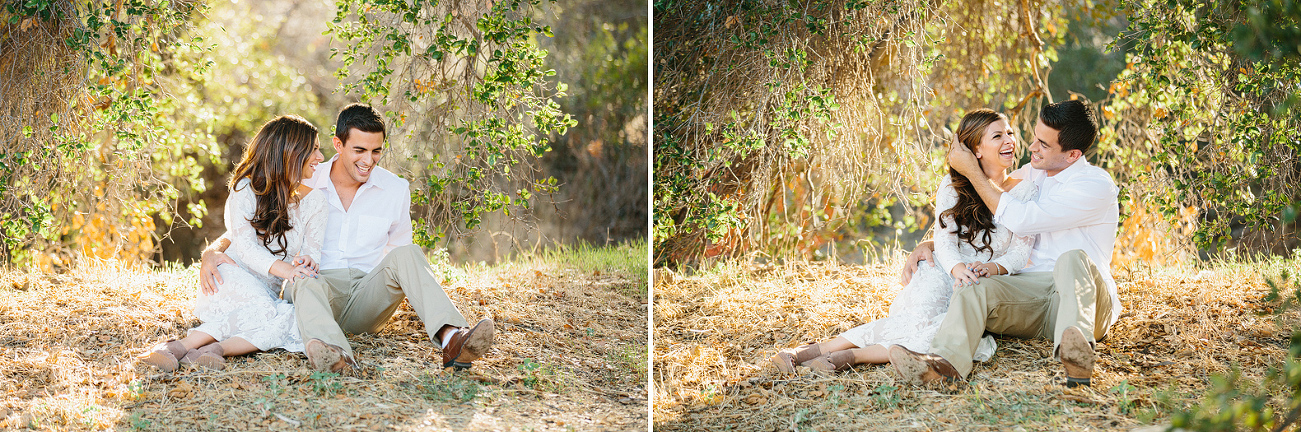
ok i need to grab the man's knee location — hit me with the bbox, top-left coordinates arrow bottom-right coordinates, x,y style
952,281 -> 987,300
385,244 -> 431,267
1057,249 -> 1091,266
392,244 -> 423,257
284,276 -> 330,301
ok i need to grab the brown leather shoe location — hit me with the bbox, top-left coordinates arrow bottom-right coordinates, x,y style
140,340 -> 188,372
1060,326 -> 1095,387
306,339 -> 357,373
888,345 -> 962,386
442,319 -> 495,370
770,344 -> 822,374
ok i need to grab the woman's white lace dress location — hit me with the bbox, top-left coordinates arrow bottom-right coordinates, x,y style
191,180 -> 326,353
840,174 -> 1036,361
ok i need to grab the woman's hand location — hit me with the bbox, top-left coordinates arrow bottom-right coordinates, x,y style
286,264 -> 318,283
974,262 -> 1005,277
291,255 -> 318,273
951,262 -> 982,288
270,260 -> 318,282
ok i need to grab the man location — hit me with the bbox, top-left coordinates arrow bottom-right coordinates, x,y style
890,99 -> 1120,387
201,104 -> 494,373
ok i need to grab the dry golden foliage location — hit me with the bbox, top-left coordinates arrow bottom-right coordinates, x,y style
654,257 -> 1298,431
0,258 -> 647,431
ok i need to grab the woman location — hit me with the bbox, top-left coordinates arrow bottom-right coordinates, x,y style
141,115 -> 326,371
771,109 -> 1036,373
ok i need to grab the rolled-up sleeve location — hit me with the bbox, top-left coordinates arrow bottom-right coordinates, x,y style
994,176 -> 1117,235
385,189 -> 414,253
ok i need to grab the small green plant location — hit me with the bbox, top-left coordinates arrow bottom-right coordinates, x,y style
700,384 -> 720,404
419,372 -> 482,404
518,359 -> 565,393
128,412 -> 150,430
308,371 -> 343,397
606,344 -> 648,386
80,404 -> 101,428
1134,381 -> 1187,424
126,380 -> 146,400
824,383 -> 846,407
788,408 -> 814,431
261,373 -> 287,396
1111,380 -> 1137,415
24,410 -> 41,429
426,247 -> 466,285
872,384 -> 901,409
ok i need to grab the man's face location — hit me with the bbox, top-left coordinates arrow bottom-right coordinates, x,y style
1029,119 -> 1079,176
331,129 -> 385,185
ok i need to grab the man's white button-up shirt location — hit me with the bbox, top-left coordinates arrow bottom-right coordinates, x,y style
997,158 -> 1122,325
304,156 -> 413,273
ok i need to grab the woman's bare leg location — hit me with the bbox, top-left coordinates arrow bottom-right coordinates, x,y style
849,345 -> 890,364
218,337 -> 259,357
178,332 -> 217,350
812,337 -> 857,355
180,332 -> 258,357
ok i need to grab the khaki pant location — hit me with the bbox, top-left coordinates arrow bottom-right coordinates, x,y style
929,249 -> 1113,378
282,244 -> 469,356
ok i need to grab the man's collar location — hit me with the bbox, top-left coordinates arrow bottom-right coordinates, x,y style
1051,157 -> 1092,182
314,155 -> 387,191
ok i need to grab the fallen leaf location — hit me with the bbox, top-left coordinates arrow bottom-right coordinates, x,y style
168,380 -> 193,399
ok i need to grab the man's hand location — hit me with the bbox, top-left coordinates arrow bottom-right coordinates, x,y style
947,135 -> 982,178
899,240 -> 935,285
200,248 -> 236,296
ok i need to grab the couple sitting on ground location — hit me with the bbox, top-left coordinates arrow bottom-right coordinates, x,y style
772,99 -> 1120,387
141,104 -> 495,373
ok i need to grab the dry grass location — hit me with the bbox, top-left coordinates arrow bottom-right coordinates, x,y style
653,255 -> 1300,431
0,248 -> 648,431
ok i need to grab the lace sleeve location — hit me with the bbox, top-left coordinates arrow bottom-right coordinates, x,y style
298,191 -> 327,263
992,233 -> 1033,274
932,175 -> 963,275
226,182 -> 281,278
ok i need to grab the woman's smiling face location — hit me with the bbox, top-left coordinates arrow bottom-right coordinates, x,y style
301,139 -> 324,180
976,119 -> 1017,171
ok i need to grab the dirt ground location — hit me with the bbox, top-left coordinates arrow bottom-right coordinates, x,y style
0,247 -> 648,431
653,256 -> 1299,431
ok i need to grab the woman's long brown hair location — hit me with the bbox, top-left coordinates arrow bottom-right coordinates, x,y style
228,115 -> 319,257
938,109 -> 1008,257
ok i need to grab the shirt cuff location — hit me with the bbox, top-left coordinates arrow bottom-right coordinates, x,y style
993,192 -> 1012,222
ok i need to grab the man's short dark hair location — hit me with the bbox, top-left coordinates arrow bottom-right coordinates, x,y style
335,103 -> 386,144
1039,99 -> 1097,154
